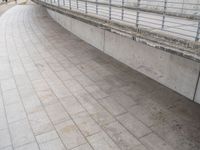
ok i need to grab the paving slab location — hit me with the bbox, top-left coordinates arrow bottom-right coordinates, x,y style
0,2 -> 200,150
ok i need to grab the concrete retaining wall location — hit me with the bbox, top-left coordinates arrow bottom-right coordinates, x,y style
47,9 -> 200,103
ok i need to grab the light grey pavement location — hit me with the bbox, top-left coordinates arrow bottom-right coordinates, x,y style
0,0 -> 28,16
0,1 -> 16,16
0,2 -> 200,150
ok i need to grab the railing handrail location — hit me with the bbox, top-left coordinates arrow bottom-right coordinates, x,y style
36,0 -> 200,42
75,0 -> 200,21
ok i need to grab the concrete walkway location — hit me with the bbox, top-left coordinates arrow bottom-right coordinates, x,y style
0,1 -> 16,16
0,0 -> 28,15
0,3 -> 200,150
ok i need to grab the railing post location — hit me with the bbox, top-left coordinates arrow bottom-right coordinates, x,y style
58,0 -> 60,6
136,0 -> 141,28
85,0 -> 88,13
63,0 -> 65,6
96,0 -> 98,14
181,0 -> 185,14
109,0 -> 111,20
162,0 -> 167,29
121,0 -> 124,20
76,0 -> 79,9
69,0 -> 71,9
195,21 -> 200,41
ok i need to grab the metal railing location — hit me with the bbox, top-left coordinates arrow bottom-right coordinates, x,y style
0,0 -> 12,4
42,0 -> 200,42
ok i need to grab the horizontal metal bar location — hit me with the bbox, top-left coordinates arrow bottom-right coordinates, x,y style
75,0 -> 200,20
36,0 -> 200,42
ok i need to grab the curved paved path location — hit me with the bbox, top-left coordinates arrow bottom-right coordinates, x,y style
0,2 -> 16,16
0,3 -> 200,150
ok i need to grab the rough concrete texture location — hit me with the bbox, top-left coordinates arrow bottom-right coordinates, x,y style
1,2 -> 200,150
47,8 -> 200,102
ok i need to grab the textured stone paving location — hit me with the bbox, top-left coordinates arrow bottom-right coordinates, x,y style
0,2 -> 200,150
0,1 -> 16,16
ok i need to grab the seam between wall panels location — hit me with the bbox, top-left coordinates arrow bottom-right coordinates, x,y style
193,69 -> 200,101
103,30 -> 105,53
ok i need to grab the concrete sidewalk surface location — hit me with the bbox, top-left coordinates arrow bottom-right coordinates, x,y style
0,2 -> 200,150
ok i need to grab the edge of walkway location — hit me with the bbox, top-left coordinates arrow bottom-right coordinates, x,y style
0,0 -> 28,16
